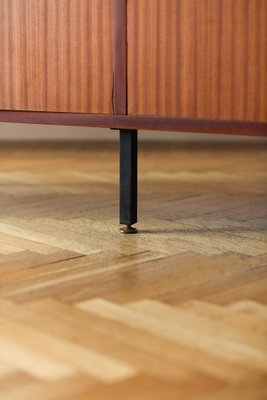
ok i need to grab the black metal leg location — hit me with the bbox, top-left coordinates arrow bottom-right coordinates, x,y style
120,129 -> 138,234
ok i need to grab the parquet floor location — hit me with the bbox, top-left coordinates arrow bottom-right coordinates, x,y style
0,138 -> 266,400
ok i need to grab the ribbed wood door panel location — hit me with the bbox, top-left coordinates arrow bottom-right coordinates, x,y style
0,0 -> 114,113
127,0 -> 267,122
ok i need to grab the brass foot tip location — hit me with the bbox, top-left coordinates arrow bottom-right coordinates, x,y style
120,224 -> 138,234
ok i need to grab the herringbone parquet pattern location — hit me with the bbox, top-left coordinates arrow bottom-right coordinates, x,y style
0,139 -> 266,399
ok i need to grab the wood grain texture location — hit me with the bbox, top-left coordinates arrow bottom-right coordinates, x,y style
114,0 -> 127,115
0,0 -> 114,113
0,140 -> 267,399
127,0 -> 267,122
0,111 -> 267,136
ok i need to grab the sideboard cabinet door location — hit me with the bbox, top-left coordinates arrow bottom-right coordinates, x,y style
127,0 -> 267,122
0,0 -> 114,114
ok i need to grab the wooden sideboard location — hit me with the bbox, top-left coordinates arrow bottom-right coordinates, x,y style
1,0 -> 267,232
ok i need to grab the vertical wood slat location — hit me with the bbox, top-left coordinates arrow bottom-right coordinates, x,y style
114,0 -> 127,114
0,0 -> 115,114
127,0 -> 267,122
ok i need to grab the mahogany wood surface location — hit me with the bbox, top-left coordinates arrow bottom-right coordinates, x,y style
0,0 -> 267,136
114,0 -> 127,115
0,111 -> 266,136
0,0 -> 114,114
127,0 -> 267,122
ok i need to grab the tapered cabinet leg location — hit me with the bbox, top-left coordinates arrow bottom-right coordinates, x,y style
120,129 -> 138,234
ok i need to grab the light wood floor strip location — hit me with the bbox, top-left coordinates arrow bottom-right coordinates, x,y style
0,140 -> 266,399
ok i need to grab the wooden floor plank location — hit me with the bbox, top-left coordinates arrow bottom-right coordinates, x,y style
0,140 -> 266,399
